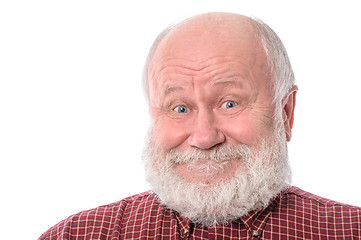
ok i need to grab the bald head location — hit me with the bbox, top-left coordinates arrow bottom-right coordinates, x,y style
157,12 -> 261,54
143,12 -> 295,106
148,13 -> 270,107
153,13 -> 263,65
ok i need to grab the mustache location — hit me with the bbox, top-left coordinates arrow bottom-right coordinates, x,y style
165,144 -> 252,164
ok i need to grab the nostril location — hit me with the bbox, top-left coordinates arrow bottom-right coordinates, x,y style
188,128 -> 226,150
187,110 -> 226,150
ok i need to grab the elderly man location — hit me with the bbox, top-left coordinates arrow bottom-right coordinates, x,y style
39,12 -> 361,239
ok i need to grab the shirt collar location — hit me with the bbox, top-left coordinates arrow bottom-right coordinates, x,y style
241,193 -> 281,238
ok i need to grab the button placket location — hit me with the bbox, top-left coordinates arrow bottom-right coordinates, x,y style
252,230 -> 259,237
181,228 -> 189,238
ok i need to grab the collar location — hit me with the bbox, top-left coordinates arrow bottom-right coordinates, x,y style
240,193 -> 281,238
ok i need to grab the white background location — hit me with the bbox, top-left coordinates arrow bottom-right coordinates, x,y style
1,1 -> 360,239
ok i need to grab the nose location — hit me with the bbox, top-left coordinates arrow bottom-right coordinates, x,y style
187,109 -> 225,150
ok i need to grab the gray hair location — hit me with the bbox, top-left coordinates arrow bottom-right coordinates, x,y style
249,18 -> 295,105
142,14 -> 295,107
142,26 -> 172,102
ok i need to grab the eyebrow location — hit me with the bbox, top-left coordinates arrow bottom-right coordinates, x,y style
212,78 -> 244,88
163,85 -> 184,96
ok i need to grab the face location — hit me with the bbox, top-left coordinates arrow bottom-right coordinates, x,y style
148,16 -> 277,184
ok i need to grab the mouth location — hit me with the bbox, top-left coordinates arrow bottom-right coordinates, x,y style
186,160 -> 231,175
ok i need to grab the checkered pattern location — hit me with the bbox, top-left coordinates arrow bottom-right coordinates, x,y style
39,186 -> 361,239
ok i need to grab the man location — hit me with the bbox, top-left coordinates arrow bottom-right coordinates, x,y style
39,12 -> 361,239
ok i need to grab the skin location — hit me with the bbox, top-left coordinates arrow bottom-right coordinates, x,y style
147,13 -> 297,184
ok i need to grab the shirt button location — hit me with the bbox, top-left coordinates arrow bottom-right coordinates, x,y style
252,230 -> 259,237
183,229 -> 189,236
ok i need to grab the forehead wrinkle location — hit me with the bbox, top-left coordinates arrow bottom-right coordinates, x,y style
153,57 -> 210,74
150,54 -> 261,100
198,57 -> 256,78
151,55 -> 255,83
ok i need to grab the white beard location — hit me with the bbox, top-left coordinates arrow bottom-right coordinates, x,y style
143,117 -> 291,226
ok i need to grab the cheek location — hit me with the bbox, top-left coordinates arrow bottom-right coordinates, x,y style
220,116 -> 271,147
153,118 -> 190,151
222,120 -> 257,145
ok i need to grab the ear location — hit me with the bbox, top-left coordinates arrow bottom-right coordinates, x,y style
283,85 -> 298,141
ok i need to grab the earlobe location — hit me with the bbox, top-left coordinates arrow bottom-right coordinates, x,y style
283,85 -> 298,141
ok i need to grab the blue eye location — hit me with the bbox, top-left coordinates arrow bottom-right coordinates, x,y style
174,105 -> 189,113
223,101 -> 237,109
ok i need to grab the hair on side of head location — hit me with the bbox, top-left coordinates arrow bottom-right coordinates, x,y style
142,26 -> 173,103
249,18 -> 296,104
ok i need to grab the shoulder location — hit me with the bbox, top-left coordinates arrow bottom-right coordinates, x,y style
263,186 -> 361,238
38,191 -> 158,240
279,186 -> 361,220
284,186 -> 361,209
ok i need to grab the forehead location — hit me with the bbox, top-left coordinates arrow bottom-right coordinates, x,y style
147,15 -> 271,102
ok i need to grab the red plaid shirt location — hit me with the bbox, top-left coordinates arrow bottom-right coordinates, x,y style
39,186 -> 361,239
